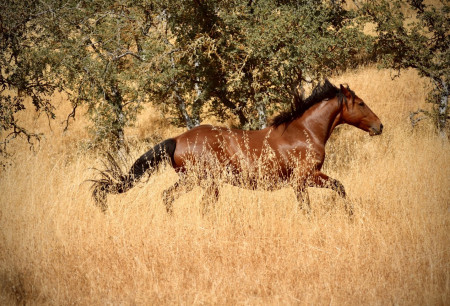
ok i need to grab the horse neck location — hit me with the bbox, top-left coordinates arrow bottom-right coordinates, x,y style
289,97 -> 342,145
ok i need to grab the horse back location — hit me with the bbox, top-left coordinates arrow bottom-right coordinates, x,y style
171,125 -> 269,169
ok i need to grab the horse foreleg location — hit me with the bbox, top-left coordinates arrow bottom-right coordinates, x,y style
295,186 -> 311,214
309,171 -> 346,197
309,171 -> 353,215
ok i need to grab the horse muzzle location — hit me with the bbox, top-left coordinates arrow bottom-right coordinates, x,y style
369,123 -> 383,136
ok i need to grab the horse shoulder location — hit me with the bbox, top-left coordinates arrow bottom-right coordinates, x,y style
266,127 -> 326,170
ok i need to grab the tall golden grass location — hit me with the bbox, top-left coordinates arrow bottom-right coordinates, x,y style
1,68 -> 449,304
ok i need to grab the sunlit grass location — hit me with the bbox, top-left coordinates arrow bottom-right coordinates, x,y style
0,68 -> 449,304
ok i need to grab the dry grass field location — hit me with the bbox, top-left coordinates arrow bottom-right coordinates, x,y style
1,67 -> 449,304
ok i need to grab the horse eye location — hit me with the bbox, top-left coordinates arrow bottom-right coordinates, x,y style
358,101 -> 365,107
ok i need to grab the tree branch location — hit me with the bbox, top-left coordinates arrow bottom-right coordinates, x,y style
410,109 -> 432,128
113,50 -> 143,61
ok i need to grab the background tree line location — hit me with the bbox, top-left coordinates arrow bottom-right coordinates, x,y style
1,0 -> 448,154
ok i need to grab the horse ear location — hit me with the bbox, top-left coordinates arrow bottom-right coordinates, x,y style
340,84 -> 352,99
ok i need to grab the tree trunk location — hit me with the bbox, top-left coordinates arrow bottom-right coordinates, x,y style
191,73 -> 202,126
214,90 -> 248,127
108,83 -> 126,150
257,101 -> 267,129
437,79 -> 448,138
173,91 -> 196,130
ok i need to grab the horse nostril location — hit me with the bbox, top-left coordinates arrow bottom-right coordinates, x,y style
380,124 -> 384,132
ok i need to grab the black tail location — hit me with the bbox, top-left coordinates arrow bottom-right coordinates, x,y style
91,139 -> 177,211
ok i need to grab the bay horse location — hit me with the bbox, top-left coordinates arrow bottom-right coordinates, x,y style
92,80 -> 383,214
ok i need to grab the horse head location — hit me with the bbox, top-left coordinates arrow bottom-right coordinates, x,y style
339,85 -> 383,136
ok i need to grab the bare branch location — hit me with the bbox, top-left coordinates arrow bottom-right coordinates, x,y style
113,51 -> 143,61
1,120 -> 42,157
410,109 -> 431,128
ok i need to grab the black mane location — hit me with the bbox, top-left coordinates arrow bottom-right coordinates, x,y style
271,79 -> 352,127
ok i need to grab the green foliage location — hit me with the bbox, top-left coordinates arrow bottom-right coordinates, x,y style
3,0 -> 447,152
0,0 -> 376,151
145,0 -> 373,129
361,0 -> 449,136
45,0 -> 155,148
0,1 -> 60,156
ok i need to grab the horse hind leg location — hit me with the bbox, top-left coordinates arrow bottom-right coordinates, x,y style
200,183 -> 220,215
162,182 -> 179,214
343,198 -> 354,217
162,178 -> 197,214
161,180 -> 186,214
